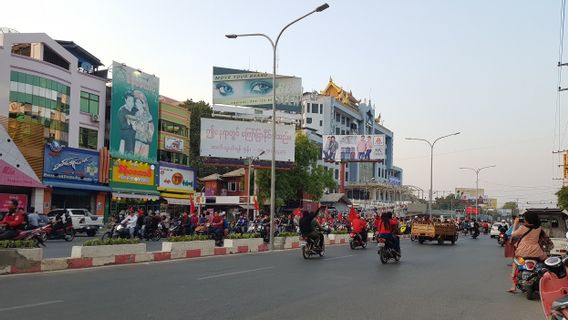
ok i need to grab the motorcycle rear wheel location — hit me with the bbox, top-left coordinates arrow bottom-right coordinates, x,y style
362,241 -> 367,249
64,229 -> 76,242
393,251 -> 400,262
379,248 -> 388,264
349,239 -> 355,250
302,246 -> 310,259
101,232 -> 112,241
151,231 -> 161,242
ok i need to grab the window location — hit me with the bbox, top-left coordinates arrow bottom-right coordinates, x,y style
311,104 -> 318,113
336,128 -> 340,135
336,113 -> 340,122
228,182 -> 238,192
319,104 -> 323,114
306,103 -> 310,113
341,130 -> 345,135
335,169 -> 339,179
80,91 -> 99,114
160,119 -> 188,137
159,150 -> 189,165
341,116 -> 345,125
319,120 -> 323,127
306,117 -> 312,124
79,127 -> 98,150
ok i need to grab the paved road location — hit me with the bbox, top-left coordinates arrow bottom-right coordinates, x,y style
42,236 -> 164,259
1,236 -> 542,320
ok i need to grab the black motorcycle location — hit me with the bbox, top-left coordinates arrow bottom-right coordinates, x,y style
138,226 -> 161,241
101,223 -> 130,240
377,235 -> 400,264
349,232 -> 367,249
301,234 -> 324,259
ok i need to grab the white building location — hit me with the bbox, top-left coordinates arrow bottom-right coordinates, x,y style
0,30 -> 108,213
301,78 -> 405,206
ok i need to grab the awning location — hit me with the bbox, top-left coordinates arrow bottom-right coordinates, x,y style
44,179 -> 112,192
111,188 -> 160,201
163,197 -> 190,206
160,192 -> 191,199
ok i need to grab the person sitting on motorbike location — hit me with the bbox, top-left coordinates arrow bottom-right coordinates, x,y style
141,212 -> 154,239
181,212 -> 191,235
375,211 -> 400,256
0,200 -> 25,240
236,214 -> 248,234
211,211 -> 225,246
299,211 -> 324,248
121,208 -> 138,239
507,212 -> 547,293
351,214 -> 368,243
471,219 -> 480,237
189,211 -> 198,235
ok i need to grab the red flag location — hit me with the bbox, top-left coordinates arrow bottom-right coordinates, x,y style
292,208 -> 302,217
349,207 -> 357,222
325,207 -> 329,222
253,197 -> 260,211
190,198 -> 196,214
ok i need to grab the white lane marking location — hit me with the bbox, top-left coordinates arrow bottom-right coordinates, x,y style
325,255 -> 354,261
197,266 -> 274,280
0,300 -> 64,312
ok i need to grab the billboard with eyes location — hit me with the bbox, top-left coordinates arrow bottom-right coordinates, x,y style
212,66 -> 302,111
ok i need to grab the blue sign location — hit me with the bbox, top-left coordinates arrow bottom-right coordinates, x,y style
43,145 -> 99,184
388,176 -> 401,186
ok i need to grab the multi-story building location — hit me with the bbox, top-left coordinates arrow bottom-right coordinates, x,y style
0,30 -> 110,214
301,78 -> 404,207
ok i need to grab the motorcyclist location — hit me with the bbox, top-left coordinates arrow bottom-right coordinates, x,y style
0,200 -> 25,240
351,214 -> 368,244
121,208 -> 138,238
299,211 -> 324,249
375,211 -> 400,256
470,219 -> 480,237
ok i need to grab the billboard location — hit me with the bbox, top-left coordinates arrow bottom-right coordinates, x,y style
212,67 -> 302,110
110,62 -> 160,163
43,145 -> 99,184
111,159 -> 156,187
164,136 -> 184,153
321,135 -> 386,162
158,163 -> 195,193
455,188 -> 486,202
200,118 -> 295,162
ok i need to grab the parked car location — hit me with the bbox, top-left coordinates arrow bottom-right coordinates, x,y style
47,208 -> 103,236
490,222 -> 508,238
525,208 -> 568,256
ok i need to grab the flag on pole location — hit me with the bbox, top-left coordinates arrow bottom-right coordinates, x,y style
292,208 -> 302,217
190,196 -> 196,214
253,196 -> 260,211
325,207 -> 329,222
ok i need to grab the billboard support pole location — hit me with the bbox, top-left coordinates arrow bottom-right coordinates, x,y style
459,165 -> 496,222
340,161 -> 346,193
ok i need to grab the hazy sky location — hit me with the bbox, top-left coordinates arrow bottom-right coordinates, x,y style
2,0 -> 565,207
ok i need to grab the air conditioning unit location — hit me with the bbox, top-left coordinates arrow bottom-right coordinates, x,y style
91,114 -> 100,122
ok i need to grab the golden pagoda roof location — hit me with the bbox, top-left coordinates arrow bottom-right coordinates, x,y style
320,77 -> 361,108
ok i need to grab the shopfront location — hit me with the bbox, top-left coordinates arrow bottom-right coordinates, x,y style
42,145 -> 111,216
0,159 -> 44,212
158,162 -> 195,217
109,158 -> 160,218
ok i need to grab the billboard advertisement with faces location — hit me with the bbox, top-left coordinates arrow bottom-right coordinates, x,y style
322,135 -> 386,162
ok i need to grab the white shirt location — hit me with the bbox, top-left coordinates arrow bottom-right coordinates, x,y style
122,214 -> 138,228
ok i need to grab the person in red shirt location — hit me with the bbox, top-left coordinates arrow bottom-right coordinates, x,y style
375,211 -> 400,255
211,212 -> 224,246
351,214 -> 368,243
0,200 -> 25,240
190,211 -> 199,234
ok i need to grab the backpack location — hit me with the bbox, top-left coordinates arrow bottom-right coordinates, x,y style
539,230 -> 555,253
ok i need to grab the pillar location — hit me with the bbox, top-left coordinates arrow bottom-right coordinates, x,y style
32,188 -> 45,214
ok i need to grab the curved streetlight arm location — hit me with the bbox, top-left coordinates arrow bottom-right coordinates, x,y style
275,5 -> 326,48
225,33 -> 275,49
405,137 -> 432,148
433,132 -> 461,147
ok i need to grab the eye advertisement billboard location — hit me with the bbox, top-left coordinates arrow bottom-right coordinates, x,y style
321,135 -> 386,162
212,66 -> 302,111
110,62 -> 160,163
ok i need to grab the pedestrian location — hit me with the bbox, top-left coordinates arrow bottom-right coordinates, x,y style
27,207 -> 40,229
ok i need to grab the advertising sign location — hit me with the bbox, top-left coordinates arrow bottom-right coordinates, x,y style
158,163 -> 195,193
321,135 -> 386,162
164,136 -> 184,153
111,159 -> 155,187
455,188 -> 486,203
0,160 -> 43,188
110,62 -> 160,163
0,194 -> 28,213
212,67 -> 301,107
200,118 -> 295,162
43,145 -> 99,183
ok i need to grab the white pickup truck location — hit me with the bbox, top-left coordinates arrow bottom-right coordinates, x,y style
47,208 -> 103,236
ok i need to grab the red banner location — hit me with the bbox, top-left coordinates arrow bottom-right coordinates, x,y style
0,194 -> 28,212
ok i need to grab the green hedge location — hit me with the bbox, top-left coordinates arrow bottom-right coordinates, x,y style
0,240 -> 37,249
167,235 -> 209,242
276,232 -> 298,237
225,233 -> 261,239
83,239 -> 140,246
331,230 -> 348,234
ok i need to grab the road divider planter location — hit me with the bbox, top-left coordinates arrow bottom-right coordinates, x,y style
0,241 -> 43,274
328,232 -> 349,245
223,235 -> 265,254
161,235 -> 216,258
274,233 -> 301,250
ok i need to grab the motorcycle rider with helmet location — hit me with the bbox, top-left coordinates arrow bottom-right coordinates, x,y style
299,211 -> 324,249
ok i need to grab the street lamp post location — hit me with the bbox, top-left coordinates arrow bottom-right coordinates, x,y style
405,132 -> 461,219
459,165 -> 496,221
226,3 -> 329,250
246,151 -> 265,219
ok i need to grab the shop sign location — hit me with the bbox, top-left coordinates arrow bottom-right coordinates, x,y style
0,194 -> 28,212
111,159 -> 155,186
159,164 -> 195,192
43,145 -> 99,183
165,137 -> 184,152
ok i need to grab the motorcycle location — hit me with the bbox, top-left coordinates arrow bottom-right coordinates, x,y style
301,234 -> 324,259
514,256 -> 544,300
470,225 -> 480,239
6,226 -> 47,247
540,255 -> 568,319
377,235 -> 400,264
497,231 -> 507,247
320,223 -> 332,235
101,223 -> 130,240
349,232 -> 367,249
42,221 -> 75,242
138,226 -> 161,241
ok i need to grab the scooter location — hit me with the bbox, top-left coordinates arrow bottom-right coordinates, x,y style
301,234 -> 324,259
349,232 -> 367,249
42,221 -> 75,242
514,256 -> 544,300
497,232 -> 507,247
377,234 -> 400,264
8,226 -> 47,247
540,255 -> 568,319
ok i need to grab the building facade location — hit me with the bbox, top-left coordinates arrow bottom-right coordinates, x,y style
0,31 -> 109,214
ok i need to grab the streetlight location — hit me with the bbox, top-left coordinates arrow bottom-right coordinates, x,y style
405,132 -> 461,219
226,3 -> 330,250
245,150 -> 265,220
459,165 -> 496,222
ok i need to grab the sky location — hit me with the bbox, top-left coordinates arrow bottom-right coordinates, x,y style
2,0 -> 566,208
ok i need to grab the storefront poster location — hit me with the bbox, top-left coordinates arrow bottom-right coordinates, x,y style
158,163 -> 195,193
111,159 -> 156,187
164,137 -> 184,153
0,194 -> 27,212
110,62 -> 160,163
43,145 -> 99,183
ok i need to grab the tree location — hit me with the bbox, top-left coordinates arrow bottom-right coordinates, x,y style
433,194 -> 466,211
556,187 -> 568,210
502,201 -> 519,215
255,133 -> 336,211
